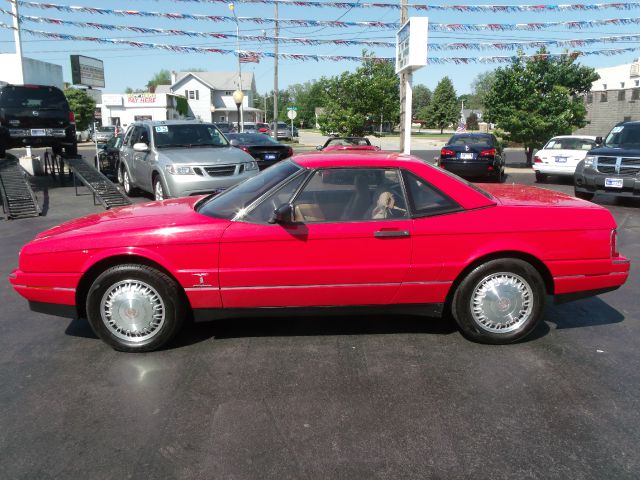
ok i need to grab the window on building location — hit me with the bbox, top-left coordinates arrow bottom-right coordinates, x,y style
601,92 -> 608,102
603,84 -> 607,90
618,90 -> 626,101
633,89 -> 640,100
188,91 -> 195,100
586,93 -> 593,104
636,80 -> 640,87
225,91 -> 232,96
220,116 -> 226,122
621,82 -> 625,89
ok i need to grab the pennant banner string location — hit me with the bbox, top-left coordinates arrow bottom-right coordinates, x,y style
7,10 -> 640,52
12,1 -> 640,31
3,21 -> 640,64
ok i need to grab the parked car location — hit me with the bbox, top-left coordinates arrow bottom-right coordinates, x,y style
575,121 -> 640,201
271,121 -> 297,140
256,122 -> 271,134
226,132 -> 293,170
118,120 -> 257,200
94,133 -> 124,179
317,137 -> 381,152
93,126 -> 117,143
9,152 -> 629,352
0,83 -> 77,157
213,122 -> 232,134
533,135 -> 597,182
439,133 -> 505,182
76,129 -> 91,142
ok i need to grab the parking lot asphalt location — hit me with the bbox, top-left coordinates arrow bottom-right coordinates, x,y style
1,146 -> 640,479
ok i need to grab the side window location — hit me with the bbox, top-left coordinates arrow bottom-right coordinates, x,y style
243,172 -> 308,223
402,171 -> 460,217
129,127 -> 142,146
292,168 -> 408,223
138,127 -> 150,145
123,126 -> 134,147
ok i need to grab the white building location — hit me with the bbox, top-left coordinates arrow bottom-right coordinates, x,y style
0,54 -> 63,89
99,87 -> 186,128
170,71 -> 262,124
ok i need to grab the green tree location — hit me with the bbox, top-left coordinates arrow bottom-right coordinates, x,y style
468,71 -> 497,109
466,112 -> 479,131
318,52 -> 399,136
64,88 -> 96,131
426,77 -> 458,134
146,69 -> 172,90
484,48 -> 599,166
412,84 -> 431,113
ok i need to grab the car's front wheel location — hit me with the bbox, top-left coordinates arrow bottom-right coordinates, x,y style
122,168 -> 135,196
535,171 -> 547,183
86,264 -> 186,352
153,176 -> 166,201
451,259 -> 545,344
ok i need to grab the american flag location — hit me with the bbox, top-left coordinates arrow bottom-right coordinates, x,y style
239,52 -> 260,64
456,114 -> 466,132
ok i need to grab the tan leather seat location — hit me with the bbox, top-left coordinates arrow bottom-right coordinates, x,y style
294,203 -> 326,222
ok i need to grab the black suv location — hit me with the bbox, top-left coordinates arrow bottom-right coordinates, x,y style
0,84 -> 77,158
574,121 -> 640,201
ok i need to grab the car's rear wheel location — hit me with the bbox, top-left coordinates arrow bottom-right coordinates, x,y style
574,189 -> 594,201
535,171 -> 547,183
153,176 -> 166,201
66,143 -> 78,157
86,264 -> 186,352
451,259 -> 545,344
495,167 -> 504,183
117,163 -> 124,185
122,168 -> 135,196
52,145 -> 63,156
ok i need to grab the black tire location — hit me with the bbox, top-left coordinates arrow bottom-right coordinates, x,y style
117,162 -> 124,185
153,176 -> 166,201
451,259 -> 545,344
535,171 -> 547,183
495,167 -> 504,183
122,167 -> 136,196
52,145 -> 63,156
574,190 -> 594,201
86,264 -> 186,352
65,143 -> 78,157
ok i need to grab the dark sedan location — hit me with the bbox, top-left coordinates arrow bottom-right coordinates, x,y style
94,133 -> 123,180
227,132 -> 293,170
439,133 -> 505,182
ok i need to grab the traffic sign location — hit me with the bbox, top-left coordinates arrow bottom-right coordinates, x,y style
287,106 -> 297,111
287,109 -> 297,120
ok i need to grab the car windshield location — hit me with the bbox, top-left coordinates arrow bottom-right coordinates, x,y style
544,137 -> 596,150
327,138 -> 371,146
227,133 -> 279,145
448,135 -> 492,146
197,160 -> 301,220
604,123 -> 640,148
0,85 -> 68,109
152,123 -> 228,148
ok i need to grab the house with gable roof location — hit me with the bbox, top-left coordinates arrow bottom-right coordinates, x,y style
170,71 -> 262,124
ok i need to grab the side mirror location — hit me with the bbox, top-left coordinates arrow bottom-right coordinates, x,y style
316,145 -> 323,151
595,136 -> 603,145
229,139 -> 240,147
268,203 -> 294,224
133,142 -> 148,152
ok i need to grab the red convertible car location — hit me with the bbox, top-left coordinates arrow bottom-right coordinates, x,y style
9,153 -> 629,352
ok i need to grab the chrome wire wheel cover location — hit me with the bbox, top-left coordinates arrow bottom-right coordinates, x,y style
123,170 -> 130,193
100,279 -> 165,342
154,180 -> 164,201
470,272 -> 534,333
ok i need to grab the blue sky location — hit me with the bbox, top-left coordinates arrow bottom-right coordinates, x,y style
2,0 -> 640,96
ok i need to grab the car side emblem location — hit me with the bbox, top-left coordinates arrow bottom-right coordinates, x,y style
32,111 -> 39,116
192,273 -> 211,287
465,145 -> 470,151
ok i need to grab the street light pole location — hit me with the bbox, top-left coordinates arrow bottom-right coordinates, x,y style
229,3 -> 244,132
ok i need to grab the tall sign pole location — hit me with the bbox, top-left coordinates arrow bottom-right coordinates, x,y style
273,2 -> 279,140
11,0 -> 25,84
398,0 -> 408,152
396,17 -> 428,155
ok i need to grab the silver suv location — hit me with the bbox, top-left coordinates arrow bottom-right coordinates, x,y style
118,120 -> 258,200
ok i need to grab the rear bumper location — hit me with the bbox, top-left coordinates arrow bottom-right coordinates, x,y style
551,256 -> 630,299
440,159 -> 500,177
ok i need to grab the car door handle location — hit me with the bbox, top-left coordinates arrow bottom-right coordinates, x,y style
374,230 -> 411,238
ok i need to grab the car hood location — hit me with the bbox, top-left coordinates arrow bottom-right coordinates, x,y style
588,146 -> 640,157
33,196 -> 229,243
157,146 -> 254,164
480,183 -> 602,208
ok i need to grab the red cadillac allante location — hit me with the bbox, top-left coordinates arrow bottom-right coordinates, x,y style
9,153 -> 630,352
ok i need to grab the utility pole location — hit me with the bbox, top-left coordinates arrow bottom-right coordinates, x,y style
272,2 -> 279,140
11,0 -> 25,84
398,0 -> 408,152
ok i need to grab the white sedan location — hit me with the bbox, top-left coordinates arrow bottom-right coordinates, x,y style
533,135 -> 597,182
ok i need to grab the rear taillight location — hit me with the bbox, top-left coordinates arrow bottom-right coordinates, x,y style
441,148 -> 454,156
480,148 -> 496,157
534,156 -> 542,164
286,147 -> 293,158
69,111 -> 76,124
611,229 -> 619,257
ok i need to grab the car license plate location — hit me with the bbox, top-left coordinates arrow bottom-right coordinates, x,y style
554,156 -> 567,163
460,152 -> 474,160
605,178 -> 623,188
30,129 -> 46,136
264,154 -> 277,160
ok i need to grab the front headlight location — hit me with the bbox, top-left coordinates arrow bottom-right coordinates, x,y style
584,155 -> 596,167
243,161 -> 258,171
165,165 -> 195,175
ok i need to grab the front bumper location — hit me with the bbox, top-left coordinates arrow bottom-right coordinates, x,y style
164,168 -> 259,197
9,268 -> 79,312
575,165 -> 640,197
